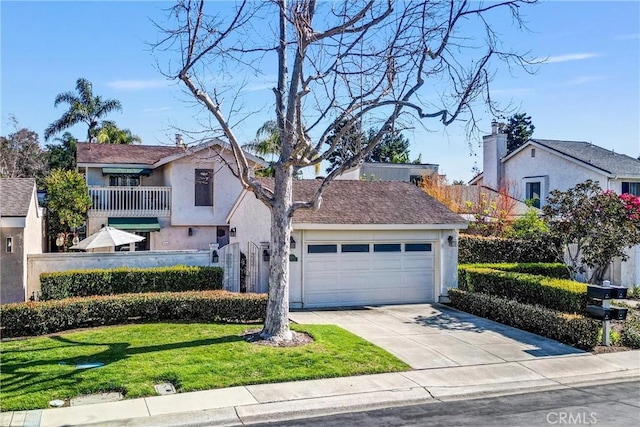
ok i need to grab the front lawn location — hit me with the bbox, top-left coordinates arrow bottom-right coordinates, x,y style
0,322 -> 409,411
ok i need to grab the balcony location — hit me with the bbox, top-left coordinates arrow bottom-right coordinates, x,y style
88,186 -> 171,217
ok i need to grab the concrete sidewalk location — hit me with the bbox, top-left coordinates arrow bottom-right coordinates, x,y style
2,350 -> 639,427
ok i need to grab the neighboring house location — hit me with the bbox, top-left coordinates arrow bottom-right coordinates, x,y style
358,162 -> 439,183
0,178 -> 45,303
471,123 -> 640,285
227,179 -> 467,308
76,138 -> 266,252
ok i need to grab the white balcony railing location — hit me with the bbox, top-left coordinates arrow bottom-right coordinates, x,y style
88,186 -> 171,217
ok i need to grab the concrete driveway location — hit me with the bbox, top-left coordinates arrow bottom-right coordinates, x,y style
289,304 -> 586,370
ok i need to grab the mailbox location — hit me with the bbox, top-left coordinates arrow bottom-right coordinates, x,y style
587,285 -> 628,300
586,305 -> 628,321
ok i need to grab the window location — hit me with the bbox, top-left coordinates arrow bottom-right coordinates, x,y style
526,181 -> 542,208
195,169 -> 214,206
109,175 -> 140,186
405,243 -> 432,252
373,243 -> 401,252
622,182 -> 640,196
341,244 -> 370,253
531,148 -> 536,158
6,236 -> 13,253
308,244 -> 337,254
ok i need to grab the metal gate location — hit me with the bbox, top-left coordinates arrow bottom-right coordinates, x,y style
219,242 -> 240,292
246,242 -> 260,293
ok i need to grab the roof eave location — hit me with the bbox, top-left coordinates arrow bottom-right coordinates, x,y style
292,222 -> 468,230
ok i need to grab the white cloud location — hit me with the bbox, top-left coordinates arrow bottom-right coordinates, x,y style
108,79 -> 169,90
566,76 -> 602,86
142,106 -> 171,113
543,53 -> 599,63
615,33 -> 640,40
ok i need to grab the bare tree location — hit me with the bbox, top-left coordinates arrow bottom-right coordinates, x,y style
155,0 -> 536,342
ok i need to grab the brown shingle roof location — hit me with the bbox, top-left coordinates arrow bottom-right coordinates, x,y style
0,178 -> 36,217
77,143 -> 184,165
258,179 -> 465,225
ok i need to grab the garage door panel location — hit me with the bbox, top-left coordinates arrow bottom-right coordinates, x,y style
303,240 -> 436,308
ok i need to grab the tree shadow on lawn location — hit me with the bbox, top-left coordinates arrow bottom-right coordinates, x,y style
1,333 -> 244,396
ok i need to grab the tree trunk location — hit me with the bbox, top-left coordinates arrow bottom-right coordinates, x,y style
260,163 -> 294,342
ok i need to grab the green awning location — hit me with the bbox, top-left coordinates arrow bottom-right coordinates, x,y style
108,217 -> 161,232
102,168 -> 151,176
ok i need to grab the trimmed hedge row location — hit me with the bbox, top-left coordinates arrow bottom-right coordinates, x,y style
457,266 -> 588,314
458,235 -> 561,264
448,289 -> 599,350
40,266 -> 224,300
0,291 -> 267,338
460,263 -> 570,280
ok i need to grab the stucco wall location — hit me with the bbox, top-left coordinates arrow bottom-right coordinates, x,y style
504,145 -> 608,205
27,250 -> 212,299
1,227 -> 25,303
169,151 -> 244,226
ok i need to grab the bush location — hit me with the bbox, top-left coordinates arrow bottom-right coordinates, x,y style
40,266 -> 224,300
460,263 -> 570,280
621,321 -> 640,349
448,289 -> 599,350
457,266 -> 587,313
0,291 -> 267,338
458,235 -> 561,264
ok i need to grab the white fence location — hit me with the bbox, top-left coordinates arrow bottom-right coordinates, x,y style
26,250 -> 211,300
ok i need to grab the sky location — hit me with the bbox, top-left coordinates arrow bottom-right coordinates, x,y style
1,0 -> 639,182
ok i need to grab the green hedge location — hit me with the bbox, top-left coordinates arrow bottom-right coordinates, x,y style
0,291 -> 267,338
459,235 -> 561,264
448,289 -> 599,350
457,266 -> 588,313
460,263 -> 570,280
40,266 -> 224,300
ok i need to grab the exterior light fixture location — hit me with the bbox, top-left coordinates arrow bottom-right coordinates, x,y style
263,249 -> 270,262
188,227 -> 193,236
211,250 -> 219,263
230,227 -> 236,237
448,235 -> 456,247
290,236 -> 296,249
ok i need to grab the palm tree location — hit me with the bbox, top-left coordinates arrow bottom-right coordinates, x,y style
44,78 -> 122,141
95,121 -> 142,145
242,120 -> 281,159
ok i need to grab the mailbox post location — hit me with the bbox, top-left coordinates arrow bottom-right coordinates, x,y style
586,280 -> 629,346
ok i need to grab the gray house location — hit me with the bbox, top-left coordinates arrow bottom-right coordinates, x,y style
0,178 -> 45,303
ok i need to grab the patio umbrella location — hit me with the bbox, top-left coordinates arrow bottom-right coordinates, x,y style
70,226 -> 145,250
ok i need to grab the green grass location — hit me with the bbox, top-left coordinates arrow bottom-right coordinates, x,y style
0,323 -> 409,411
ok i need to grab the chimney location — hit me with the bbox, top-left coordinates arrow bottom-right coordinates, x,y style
481,123 -> 507,190
175,134 -> 183,147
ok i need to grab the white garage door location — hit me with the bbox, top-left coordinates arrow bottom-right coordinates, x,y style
303,242 -> 435,308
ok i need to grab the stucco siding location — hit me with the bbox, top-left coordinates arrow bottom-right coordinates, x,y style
504,146 -> 608,204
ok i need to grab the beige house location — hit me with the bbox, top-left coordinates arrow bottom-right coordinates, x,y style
471,124 -> 640,286
0,178 -> 45,303
76,138 -> 265,252
228,179 -> 467,308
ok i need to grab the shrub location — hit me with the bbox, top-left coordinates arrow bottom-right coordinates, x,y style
447,289 -> 599,350
458,235 -> 560,264
460,263 -> 570,280
621,321 -> 640,349
1,291 -> 267,338
40,266 -> 224,300
457,266 -> 587,313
